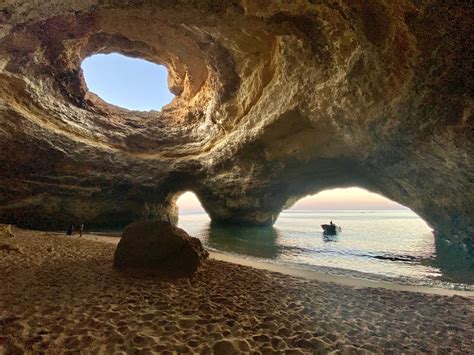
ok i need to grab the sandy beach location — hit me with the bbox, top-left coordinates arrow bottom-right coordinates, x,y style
1,227 -> 473,354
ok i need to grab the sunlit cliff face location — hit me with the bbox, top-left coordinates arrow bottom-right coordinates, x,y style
0,1 -> 472,253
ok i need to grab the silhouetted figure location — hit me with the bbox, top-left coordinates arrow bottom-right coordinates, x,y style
79,223 -> 84,238
321,221 -> 337,235
66,224 -> 75,236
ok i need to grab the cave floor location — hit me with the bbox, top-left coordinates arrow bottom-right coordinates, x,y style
1,229 -> 473,353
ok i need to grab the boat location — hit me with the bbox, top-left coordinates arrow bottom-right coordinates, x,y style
321,223 -> 341,235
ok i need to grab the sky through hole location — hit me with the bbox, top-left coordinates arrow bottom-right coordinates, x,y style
82,53 -> 174,111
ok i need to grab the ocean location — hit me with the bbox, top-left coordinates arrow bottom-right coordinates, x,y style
178,209 -> 474,290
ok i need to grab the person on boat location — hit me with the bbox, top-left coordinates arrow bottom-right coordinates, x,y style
330,220 -> 334,226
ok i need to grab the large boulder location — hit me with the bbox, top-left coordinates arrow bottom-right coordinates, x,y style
113,221 -> 208,276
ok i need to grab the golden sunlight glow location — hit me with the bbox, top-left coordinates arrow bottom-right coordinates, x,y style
177,188 -> 406,211
289,187 -> 406,210
176,191 -> 206,211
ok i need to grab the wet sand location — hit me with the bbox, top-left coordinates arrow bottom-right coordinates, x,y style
1,228 -> 473,353
86,234 -> 474,298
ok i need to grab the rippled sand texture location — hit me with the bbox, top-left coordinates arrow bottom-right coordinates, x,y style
1,228 -> 473,354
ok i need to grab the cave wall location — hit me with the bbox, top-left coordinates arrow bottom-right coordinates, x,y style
0,1 -> 472,251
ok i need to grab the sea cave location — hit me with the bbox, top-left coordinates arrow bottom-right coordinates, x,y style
0,1 -> 473,353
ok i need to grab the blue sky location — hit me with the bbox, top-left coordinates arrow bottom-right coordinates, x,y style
81,53 -> 174,111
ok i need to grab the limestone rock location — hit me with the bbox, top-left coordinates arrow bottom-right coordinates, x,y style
0,1 -> 472,254
113,221 -> 208,276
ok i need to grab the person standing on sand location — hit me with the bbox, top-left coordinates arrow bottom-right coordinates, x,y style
79,223 -> 84,238
66,224 -> 74,236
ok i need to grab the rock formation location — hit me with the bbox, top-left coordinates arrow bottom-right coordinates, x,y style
0,1 -> 472,252
113,221 -> 208,275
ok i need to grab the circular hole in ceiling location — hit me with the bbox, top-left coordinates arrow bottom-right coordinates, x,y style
81,53 -> 174,111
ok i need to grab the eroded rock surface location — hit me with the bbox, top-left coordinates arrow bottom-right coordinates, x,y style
113,221 -> 208,275
0,1 -> 472,251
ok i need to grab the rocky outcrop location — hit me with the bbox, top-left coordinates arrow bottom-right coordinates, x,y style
113,221 -> 208,275
0,1 -> 472,252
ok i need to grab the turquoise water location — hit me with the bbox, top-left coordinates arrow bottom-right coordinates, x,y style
178,210 -> 474,290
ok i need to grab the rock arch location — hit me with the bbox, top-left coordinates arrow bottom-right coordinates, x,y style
0,1 -> 472,254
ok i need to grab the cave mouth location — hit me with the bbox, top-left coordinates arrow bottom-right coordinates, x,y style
172,188 -> 454,284
280,186 -> 433,236
278,187 -> 435,268
81,53 -> 174,111
176,191 -> 211,221
176,191 -> 209,215
176,191 -> 211,235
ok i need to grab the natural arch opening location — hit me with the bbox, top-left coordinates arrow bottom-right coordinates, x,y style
273,187 -> 439,282
279,187 -> 434,250
175,191 -> 210,236
81,53 -> 174,111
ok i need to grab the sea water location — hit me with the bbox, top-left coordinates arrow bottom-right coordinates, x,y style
178,210 -> 474,290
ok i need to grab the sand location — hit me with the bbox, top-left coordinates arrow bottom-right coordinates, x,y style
1,228 -> 473,354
